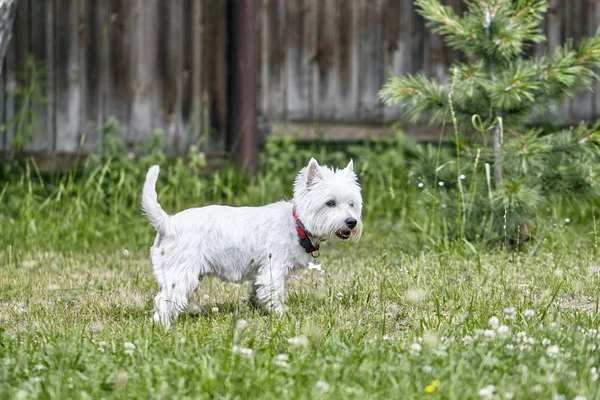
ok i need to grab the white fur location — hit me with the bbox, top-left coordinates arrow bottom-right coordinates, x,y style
142,158 -> 363,326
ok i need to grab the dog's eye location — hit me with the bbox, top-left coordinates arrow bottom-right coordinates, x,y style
325,200 -> 336,207
349,202 -> 355,208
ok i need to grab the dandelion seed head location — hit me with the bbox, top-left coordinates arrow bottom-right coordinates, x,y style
409,343 -> 422,354
232,346 -> 254,358
236,319 -> 248,330
488,316 -> 500,329
546,345 -> 560,357
478,385 -> 495,399
497,325 -> 510,337
483,329 -> 496,339
315,381 -> 330,393
287,336 -> 309,348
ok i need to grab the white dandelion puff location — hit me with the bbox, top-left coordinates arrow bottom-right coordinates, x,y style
497,325 -> 510,338
483,329 -> 496,339
236,319 -> 248,330
409,343 -> 422,355
315,381 -> 330,393
287,336 -> 309,348
232,346 -> 254,359
478,385 -> 495,399
123,342 -> 136,355
546,345 -> 560,357
503,307 -> 516,320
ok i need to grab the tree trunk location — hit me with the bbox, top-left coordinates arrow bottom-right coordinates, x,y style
493,121 -> 503,187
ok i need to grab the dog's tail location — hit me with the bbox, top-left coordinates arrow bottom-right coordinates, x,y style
142,165 -> 171,236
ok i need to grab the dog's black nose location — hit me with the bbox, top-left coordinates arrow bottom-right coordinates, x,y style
345,218 -> 357,229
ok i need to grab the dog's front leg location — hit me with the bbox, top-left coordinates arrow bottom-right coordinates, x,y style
253,262 -> 287,314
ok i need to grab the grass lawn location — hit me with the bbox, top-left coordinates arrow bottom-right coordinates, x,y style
1,230 -> 600,399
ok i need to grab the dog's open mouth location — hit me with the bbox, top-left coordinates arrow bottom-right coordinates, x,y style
335,229 -> 352,240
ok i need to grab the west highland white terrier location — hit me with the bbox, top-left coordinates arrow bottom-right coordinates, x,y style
142,158 -> 363,325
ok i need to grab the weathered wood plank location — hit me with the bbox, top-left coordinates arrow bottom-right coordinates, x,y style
128,0 -> 159,148
312,0 -> 335,120
331,0 -> 360,121
286,0 -> 314,120
383,0 -> 412,122
0,57 -> 5,151
30,0 -> 51,152
271,121 -> 444,142
79,0 -> 105,153
3,0 -> 28,152
160,0 -> 185,153
55,0 -> 82,153
359,0 -> 385,122
186,0 -> 204,147
572,0 -> 594,121
105,0 -> 131,143
260,0 -> 287,121
201,0 -> 227,152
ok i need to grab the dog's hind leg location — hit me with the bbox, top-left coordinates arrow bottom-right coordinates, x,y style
153,266 -> 200,325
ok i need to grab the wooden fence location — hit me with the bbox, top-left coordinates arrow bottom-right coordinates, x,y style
1,0 -> 600,157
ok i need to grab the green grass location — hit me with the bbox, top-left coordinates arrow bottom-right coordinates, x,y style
1,132 -> 600,399
1,231 -> 600,399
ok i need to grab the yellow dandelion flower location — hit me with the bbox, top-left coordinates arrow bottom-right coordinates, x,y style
425,380 -> 441,393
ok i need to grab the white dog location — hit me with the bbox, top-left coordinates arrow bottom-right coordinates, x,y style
142,158 -> 363,325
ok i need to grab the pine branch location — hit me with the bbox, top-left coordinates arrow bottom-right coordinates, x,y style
379,73 -> 448,124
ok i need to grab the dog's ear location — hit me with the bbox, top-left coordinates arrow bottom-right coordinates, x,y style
306,158 -> 322,187
345,159 -> 354,172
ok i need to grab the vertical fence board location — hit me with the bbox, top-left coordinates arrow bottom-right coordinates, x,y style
3,0 -> 28,152
180,0 -> 193,147
312,0 -> 334,120
105,0 -> 131,142
359,0 -> 384,122
78,0 -> 104,153
286,0 -> 314,120
55,0 -> 82,153
201,0 -> 227,151
160,0 -> 185,152
187,0 -> 204,146
127,0 -> 159,148
0,58 -> 5,151
261,0 -> 287,121
331,0 -> 360,121
383,0 -> 412,122
30,0 -> 51,152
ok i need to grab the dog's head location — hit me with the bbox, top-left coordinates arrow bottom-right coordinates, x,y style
293,158 -> 363,243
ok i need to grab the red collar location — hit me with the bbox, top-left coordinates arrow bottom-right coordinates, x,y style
292,206 -> 320,257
